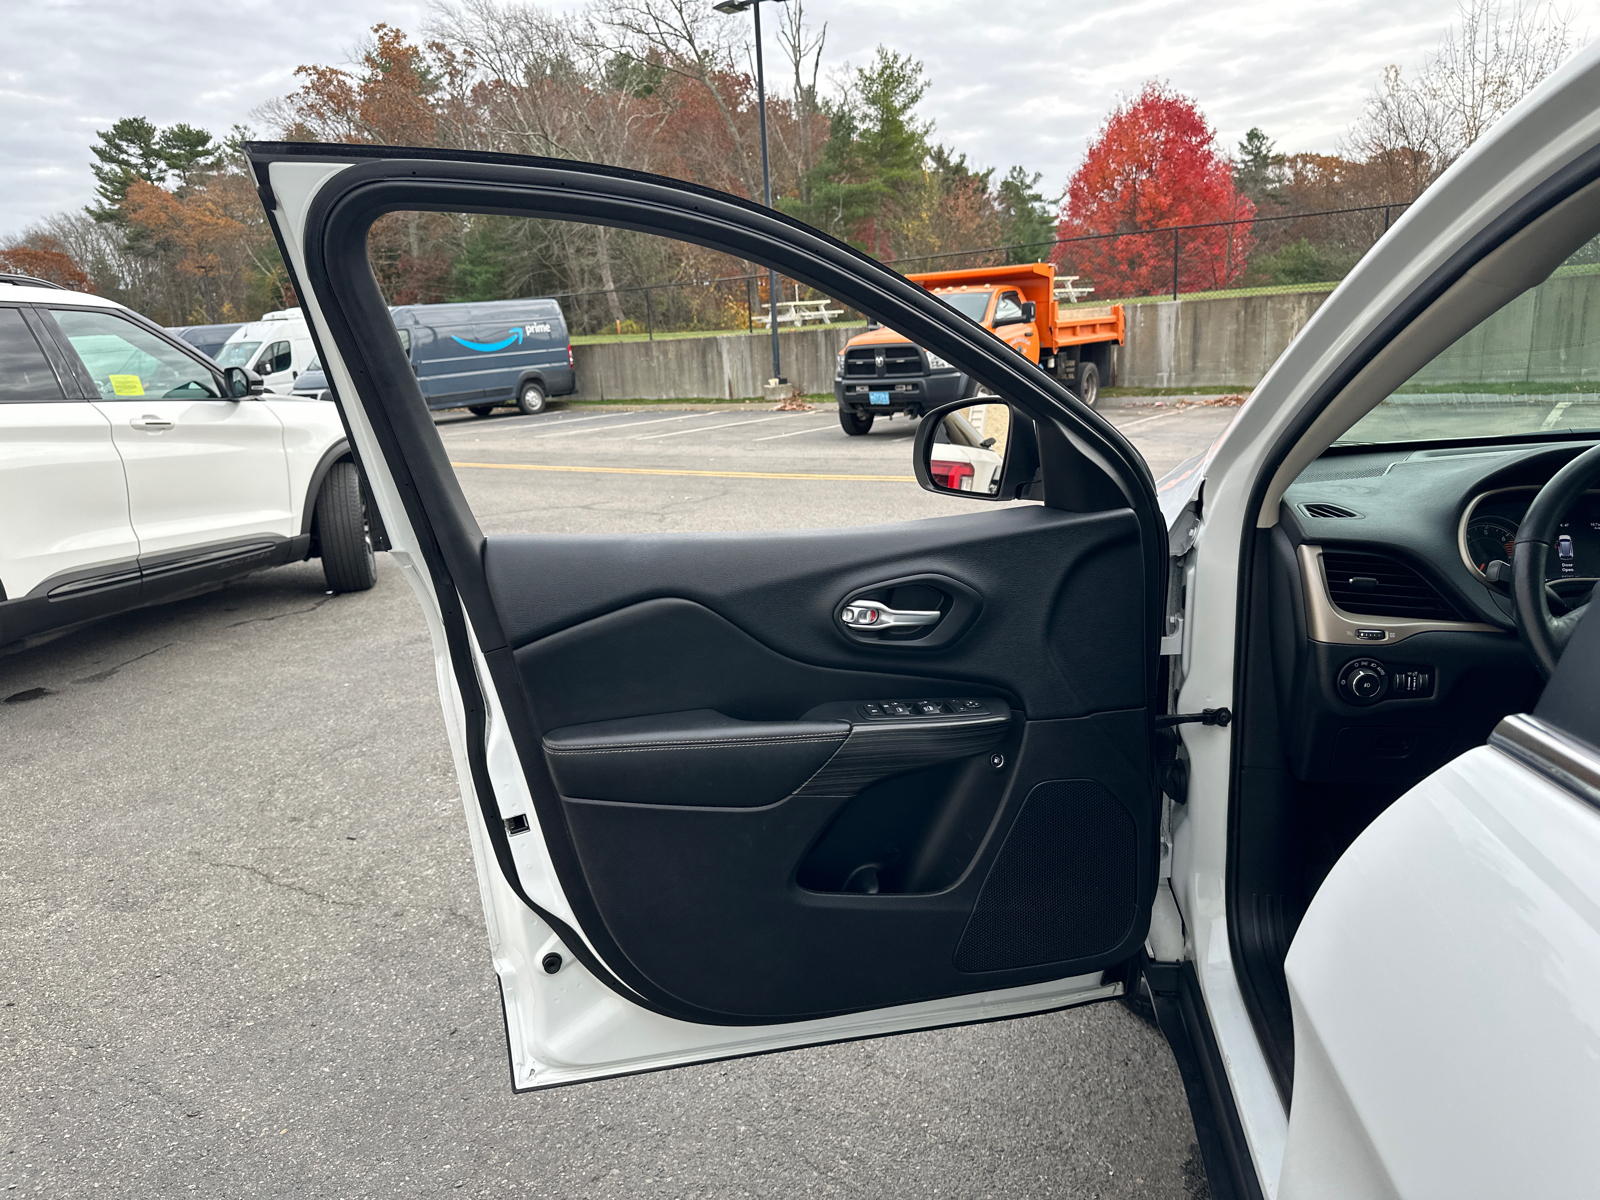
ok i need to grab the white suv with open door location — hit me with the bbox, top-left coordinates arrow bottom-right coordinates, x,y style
251,46 -> 1600,1198
0,278 -> 379,649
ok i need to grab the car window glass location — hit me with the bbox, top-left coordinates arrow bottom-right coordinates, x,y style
994,293 -> 1024,323
372,213 -> 1035,535
214,340 -> 262,368
0,308 -> 66,402
261,340 -> 292,373
51,310 -> 221,400
1335,231 -> 1600,445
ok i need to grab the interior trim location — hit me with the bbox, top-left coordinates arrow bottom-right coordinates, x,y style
1298,543 -> 1498,644
1489,711 -> 1600,811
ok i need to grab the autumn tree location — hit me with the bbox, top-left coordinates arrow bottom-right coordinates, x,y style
1347,0 -> 1577,195
1055,81 -> 1254,298
0,236 -> 91,290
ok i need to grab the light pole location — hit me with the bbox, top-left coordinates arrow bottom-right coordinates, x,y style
713,0 -> 784,390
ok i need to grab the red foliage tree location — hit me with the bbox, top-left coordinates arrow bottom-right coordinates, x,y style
1055,82 -> 1254,299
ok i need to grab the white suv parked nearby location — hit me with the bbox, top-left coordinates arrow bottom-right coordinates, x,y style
0,277 -> 378,649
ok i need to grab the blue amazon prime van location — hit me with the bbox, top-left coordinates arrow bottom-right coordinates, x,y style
390,298 -> 576,416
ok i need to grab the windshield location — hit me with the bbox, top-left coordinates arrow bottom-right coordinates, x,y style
214,340 -> 261,368
934,291 -> 993,323
1336,235 -> 1600,446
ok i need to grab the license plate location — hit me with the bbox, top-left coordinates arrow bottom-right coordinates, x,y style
868,391 -> 891,405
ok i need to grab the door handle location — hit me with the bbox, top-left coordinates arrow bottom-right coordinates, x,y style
130,415 -> 173,431
838,602 -> 941,630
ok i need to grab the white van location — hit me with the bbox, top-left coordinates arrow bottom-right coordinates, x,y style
214,308 -> 317,393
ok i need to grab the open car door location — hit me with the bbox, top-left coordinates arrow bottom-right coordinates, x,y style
249,144 -> 1168,1089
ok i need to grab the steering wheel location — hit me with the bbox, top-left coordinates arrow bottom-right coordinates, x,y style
1512,442 -> 1600,677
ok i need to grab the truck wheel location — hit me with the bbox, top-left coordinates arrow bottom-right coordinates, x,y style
1076,362 -> 1100,407
839,408 -> 874,436
316,460 -> 378,593
469,404 -> 496,418
516,381 -> 547,415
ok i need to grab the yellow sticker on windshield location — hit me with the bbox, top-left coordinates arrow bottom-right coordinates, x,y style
108,374 -> 145,396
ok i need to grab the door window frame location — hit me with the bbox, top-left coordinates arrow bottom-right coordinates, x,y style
251,143 -> 1172,1021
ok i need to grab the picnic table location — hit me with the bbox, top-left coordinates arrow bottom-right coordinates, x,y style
1053,275 -> 1096,304
761,298 -> 846,327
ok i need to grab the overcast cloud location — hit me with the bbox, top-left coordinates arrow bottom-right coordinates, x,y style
2,0 -> 1594,236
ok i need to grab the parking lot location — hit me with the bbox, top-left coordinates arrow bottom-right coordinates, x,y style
2,399 -> 1235,1199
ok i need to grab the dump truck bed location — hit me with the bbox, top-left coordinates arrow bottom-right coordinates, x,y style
906,262 -> 1124,352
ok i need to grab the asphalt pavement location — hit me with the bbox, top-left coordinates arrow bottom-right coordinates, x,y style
1,397 -> 1235,1199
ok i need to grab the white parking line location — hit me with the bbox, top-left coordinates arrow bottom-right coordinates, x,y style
521,411 -> 708,439
753,421 -> 840,441
1111,410 -> 1183,431
634,413 -> 797,441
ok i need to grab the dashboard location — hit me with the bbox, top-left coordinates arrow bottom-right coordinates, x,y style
1271,439 -> 1597,785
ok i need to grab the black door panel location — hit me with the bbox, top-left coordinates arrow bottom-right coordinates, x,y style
488,505 -> 1147,721
562,709 -> 1150,1020
488,507 -> 1155,1021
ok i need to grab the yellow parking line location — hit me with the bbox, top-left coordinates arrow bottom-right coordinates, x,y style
451,461 -> 916,483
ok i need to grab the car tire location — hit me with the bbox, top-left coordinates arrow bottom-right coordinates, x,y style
469,404 -> 496,417
516,381 -> 547,415
316,460 -> 378,593
1076,361 -> 1100,407
839,407 -> 874,435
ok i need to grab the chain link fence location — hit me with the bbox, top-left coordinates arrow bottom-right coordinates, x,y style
546,201 -> 1416,340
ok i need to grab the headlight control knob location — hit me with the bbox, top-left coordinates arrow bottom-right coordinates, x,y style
1338,658 -> 1389,705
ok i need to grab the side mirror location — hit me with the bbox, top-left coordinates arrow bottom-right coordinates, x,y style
224,366 -> 265,398
913,399 -> 1041,501
1020,301 -> 1036,322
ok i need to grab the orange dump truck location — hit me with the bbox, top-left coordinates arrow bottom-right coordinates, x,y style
832,262 -> 1125,434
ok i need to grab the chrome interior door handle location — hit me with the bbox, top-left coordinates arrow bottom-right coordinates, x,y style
839,602 -> 942,630
130,415 -> 174,431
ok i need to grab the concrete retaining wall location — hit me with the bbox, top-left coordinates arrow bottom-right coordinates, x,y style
565,290 -> 1348,401
1110,290 -> 1333,389
569,325 -> 855,401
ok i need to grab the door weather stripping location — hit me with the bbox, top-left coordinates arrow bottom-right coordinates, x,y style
838,602 -> 941,630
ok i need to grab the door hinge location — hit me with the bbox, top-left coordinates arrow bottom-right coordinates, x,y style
1155,707 -> 1232,729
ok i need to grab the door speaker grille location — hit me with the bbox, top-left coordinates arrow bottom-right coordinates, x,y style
954,779 -> 1138,972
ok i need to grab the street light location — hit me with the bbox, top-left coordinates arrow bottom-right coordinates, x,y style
713,0 -> 785,392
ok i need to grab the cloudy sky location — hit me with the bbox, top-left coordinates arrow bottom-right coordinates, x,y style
2,0 -> 1593,236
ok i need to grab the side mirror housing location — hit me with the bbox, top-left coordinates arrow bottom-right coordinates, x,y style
224,366 -> 265,398
1020,301 -> 1036,322
913,398 -> 1041,501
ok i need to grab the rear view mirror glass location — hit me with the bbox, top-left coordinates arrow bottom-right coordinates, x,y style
923,403 -> 1010,496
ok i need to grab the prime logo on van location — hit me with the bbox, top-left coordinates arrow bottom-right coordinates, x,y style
450,323 -> 553,353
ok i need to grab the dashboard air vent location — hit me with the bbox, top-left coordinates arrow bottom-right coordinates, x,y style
1321,549 -> 1460,621
1300,502 -> 1362,519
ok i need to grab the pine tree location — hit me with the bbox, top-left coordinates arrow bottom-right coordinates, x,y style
88,117 -> 166,222
995,166 -> 1057,259
786,46 -> 932,254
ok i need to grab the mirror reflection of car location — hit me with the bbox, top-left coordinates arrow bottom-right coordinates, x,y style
929,410 -> 1004,494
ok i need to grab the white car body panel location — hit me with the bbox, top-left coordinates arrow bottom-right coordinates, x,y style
0,400 -> 137,596
926,442 -> 1003,493
92,398 -> 295,555
264,394 -> 349,532
1163,38 -> 1600,1194
1278,745 -> 1600,1198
